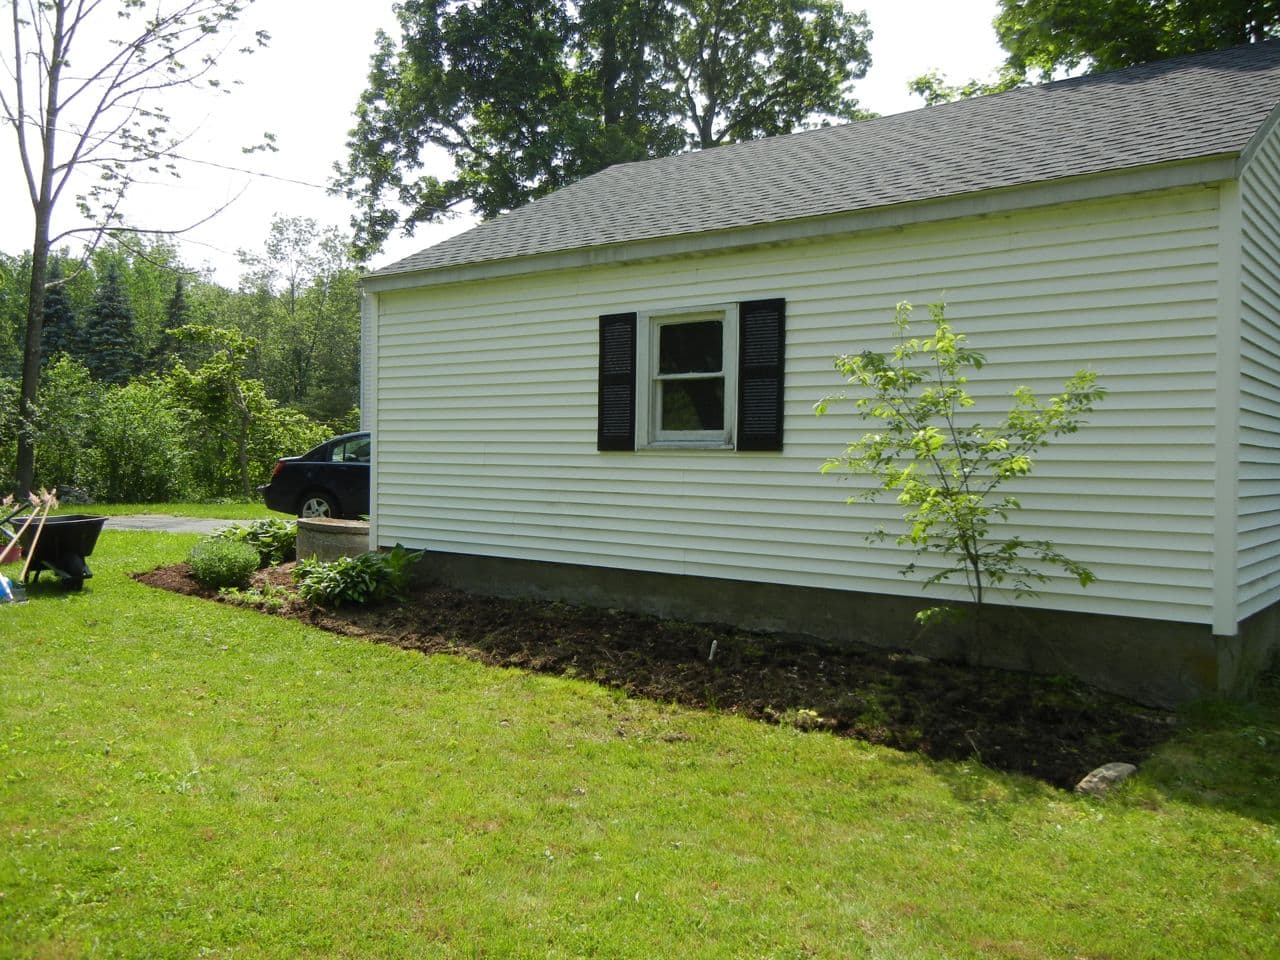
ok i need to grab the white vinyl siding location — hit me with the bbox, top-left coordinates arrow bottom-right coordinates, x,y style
373,185 -> 1223,625
1238,122 -> 1280,620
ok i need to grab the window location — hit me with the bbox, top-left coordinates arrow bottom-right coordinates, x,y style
330,436 -> 370,463
644,307 -> 737,447
598,298 -> 785,452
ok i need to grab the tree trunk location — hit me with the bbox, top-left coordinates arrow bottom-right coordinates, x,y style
15,2 -> 67,498
16,217 -> 50,497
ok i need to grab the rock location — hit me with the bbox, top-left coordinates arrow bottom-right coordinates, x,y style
1075,762 -> 1137,796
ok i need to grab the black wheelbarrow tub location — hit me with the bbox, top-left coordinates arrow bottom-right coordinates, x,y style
17,513 -> 108,590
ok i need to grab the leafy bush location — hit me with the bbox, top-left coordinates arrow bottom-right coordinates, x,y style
0,376 -> 18,488
188,539 -> 260,590
84,378 -> 194,502
294,545 -> 421,607
30,355 -> 99,493
214,517 -> 297,567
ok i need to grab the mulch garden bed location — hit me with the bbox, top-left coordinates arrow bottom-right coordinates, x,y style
135,561 -> 1178,790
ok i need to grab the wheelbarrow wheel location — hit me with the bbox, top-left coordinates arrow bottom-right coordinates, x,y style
51,552 -> 92,591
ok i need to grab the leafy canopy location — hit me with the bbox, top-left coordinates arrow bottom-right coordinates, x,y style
911,0 -> 1280,105
816,302 -> 1105,625
995,0 -> 1280,79
335,0 -> 871,259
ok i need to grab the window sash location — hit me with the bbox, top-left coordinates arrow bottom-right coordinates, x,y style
637,305 -> 738,447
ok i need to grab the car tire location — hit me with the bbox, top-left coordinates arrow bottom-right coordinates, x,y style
298,491 -> 338,519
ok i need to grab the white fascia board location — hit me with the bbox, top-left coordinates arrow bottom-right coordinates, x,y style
361,155 -> 1240,295
1212,179 -> 1243,637
1238,101 -> 1280,171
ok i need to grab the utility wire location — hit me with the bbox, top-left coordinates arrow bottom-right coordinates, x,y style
6,115 -> 335,191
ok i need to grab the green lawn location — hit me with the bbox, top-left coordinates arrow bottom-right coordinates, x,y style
1,533 -> 1277,959
48,501 -> 275,520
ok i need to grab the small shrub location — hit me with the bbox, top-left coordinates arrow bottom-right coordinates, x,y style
294,545 -> 420,607
214,517 -> 297,567
188,539 -> 259,590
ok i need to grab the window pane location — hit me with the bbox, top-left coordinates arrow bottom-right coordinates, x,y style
330,439 -> 370,463
659,320 -> 722,374
661,378 -> 724,431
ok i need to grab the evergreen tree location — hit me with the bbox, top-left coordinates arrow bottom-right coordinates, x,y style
82,262 -> 143,385
149,274 -> 191,372
40,259 -> 80,364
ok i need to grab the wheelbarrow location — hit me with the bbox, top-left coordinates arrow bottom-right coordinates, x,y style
10,513 -> 108,590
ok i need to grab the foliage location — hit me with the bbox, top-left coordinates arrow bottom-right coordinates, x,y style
149,273 -> 192,373
83,379 -> 193,503
39,260 -> 80,363
81,261 -> 144,385
912,0 -> 1280,105
0,376 -> 18,482
994,0 -> 1280,80
213,517 -> 297,567
816,302 -> 1105,631
29,356 -> 100,494
2,0 -> 268,494
665,0 -> 872,147
165,324 -> 326,497
235,216 -> 361,419
327,406 -> 363,436
907,69 -> 1022,106
0,252 -> 25,377
335,0 -> 872,259
187,538 -> 260,590
294,545 -> 422,607
218,581 -> 291,611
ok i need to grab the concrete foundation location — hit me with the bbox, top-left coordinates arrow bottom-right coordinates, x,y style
405,549 -> 1280,708
297,518 -> 371,562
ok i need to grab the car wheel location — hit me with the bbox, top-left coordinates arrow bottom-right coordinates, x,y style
298,492 -> 338,519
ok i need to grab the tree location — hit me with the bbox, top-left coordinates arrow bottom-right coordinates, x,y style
236,216 -> 361,417
166,324 -> 266,497
994,0 -> 1280,80
40,259 -> 79,362
666,0 -> 871,148
150,274 -> 192,372
82,261 -> 142,385
815,302 -> 1105,656
0,252 -> 27,376
913,0 -> 1280,105
335,0 -> 872,259
1,0 -> 267,495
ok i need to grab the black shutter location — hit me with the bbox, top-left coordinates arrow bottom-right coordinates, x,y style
597,312 -> 637,451
737,298 -> 786,451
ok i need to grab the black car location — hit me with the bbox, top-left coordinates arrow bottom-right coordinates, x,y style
259,431 -> 370,519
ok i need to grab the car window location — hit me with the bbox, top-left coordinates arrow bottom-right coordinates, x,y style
331,437 -> 370,464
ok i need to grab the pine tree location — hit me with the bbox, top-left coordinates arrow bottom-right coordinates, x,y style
149,274 -> 190,372
82,261 -> 142,385
40,259 -> 80,363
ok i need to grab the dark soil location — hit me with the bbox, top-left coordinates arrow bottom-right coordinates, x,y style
135,562 -> 1178,790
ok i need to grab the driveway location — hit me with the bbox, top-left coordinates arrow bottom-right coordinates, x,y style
103,515 -> 240,535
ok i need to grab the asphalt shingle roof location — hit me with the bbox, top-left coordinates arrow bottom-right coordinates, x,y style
373,40 -> 1280,279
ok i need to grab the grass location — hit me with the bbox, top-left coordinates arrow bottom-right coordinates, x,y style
2,533 -> 1278,959
48,501 -> 275,520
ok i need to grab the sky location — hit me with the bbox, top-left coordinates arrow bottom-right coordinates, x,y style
0,0 -> 1006,285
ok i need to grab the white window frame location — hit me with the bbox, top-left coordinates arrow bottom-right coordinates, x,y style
635,303 -> 739,449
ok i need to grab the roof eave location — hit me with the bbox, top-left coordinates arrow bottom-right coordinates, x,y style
361,153 -> 1242,294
